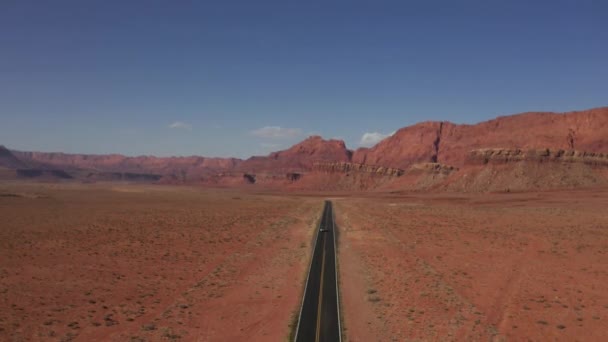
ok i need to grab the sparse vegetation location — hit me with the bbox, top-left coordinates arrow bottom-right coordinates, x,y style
368,295 -> 381,303
0,183 -> 319,341
336,190 -> 608,340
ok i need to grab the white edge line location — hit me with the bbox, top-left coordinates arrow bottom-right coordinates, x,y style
331,201 -> 343,342
293,201 -> 325,341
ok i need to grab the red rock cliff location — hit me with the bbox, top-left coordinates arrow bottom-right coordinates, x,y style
238,136 -> 353,173
312,162 -> 404,176
353,107 -> 608,169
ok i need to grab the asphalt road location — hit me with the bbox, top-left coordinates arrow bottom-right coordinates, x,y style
295,200 -> 341,342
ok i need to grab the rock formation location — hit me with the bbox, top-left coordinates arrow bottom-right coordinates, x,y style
3,106 -> 608,191
312,162 -> 404,177
286,173 -> 302,182
238,136 -> 352,173
406,163 -> 457,175
354,107 -> 608,169
243,174 -> 256,184
467,148 -> 608,166
0,145 -> 27,169
16,169 -> 72,179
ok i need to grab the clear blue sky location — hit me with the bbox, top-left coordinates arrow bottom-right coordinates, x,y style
1,0 -> 606,158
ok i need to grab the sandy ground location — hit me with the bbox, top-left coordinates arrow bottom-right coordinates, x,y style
0,183 -> 321,341
335,189 -> 608,341
3,181 -> 608,341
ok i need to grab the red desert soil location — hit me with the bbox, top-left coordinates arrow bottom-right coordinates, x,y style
4,181 -> 608,341
0,183 -> 321,341
335,189 -> 608,341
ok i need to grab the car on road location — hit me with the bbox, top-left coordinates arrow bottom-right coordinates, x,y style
320,228 -> 328,232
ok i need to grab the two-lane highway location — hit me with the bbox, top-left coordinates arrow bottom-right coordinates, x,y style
295,201 -> 341,342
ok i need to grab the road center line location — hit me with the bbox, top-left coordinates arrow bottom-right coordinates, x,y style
315,236 -> 327,342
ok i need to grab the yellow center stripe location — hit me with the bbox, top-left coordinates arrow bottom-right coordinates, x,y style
315,235 -> 327,342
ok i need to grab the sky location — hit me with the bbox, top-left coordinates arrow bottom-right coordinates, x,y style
1,0 -> 607,158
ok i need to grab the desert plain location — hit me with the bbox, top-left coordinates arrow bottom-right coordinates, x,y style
336,189 -> 608,341
0,182 -> 320,341
1,182 -> 608,341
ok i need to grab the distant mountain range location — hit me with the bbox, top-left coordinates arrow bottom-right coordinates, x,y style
2,106 -> 607,191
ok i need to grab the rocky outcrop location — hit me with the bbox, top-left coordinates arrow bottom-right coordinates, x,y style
12,150 -> 241,181
286,172 -> 302,182
407,163 -> 457,175
85,172 -> 162,182
353,121 -> 443,168
243,174 -> 256,184
376,163 -> 458,192
0,145 -> 28,169
16,169 -> 73,179
353,107 -> 608,169
239,136 -> 352,173
467,148 -> 608,166
313,162 -> 404,176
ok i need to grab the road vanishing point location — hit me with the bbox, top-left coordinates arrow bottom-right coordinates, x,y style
294,200 -> 341,342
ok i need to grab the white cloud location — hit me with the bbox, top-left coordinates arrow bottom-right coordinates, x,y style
168,121 -> 192,130
251,126 -> 301,139
359,131 -> 395,147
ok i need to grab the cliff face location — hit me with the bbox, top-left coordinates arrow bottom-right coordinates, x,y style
239,136 -> 353,173
353,121 -> 443,168
0,145 -> 28,169
353,107 -> 608,169
467,149 -> 608,166
12,151 -> 241,174
10,151 -> 242,182
3,106 -> 608,189
312,161 -> 404,176
407,163 -> 457,175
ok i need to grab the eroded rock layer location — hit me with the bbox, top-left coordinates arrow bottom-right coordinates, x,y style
467,149 -> 608,166
312,162 -> 404,177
